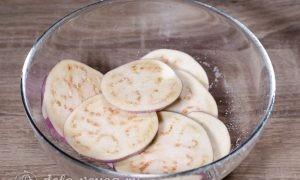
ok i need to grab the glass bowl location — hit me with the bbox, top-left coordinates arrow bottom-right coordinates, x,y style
21,0 -> 275,179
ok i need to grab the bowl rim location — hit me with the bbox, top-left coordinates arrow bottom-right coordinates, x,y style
21,0 -> 276,178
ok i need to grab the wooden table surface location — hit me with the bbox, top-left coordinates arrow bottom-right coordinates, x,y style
0,0 -> 299,179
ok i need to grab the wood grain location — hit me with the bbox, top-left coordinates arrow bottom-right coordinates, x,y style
0,0 -> 299,179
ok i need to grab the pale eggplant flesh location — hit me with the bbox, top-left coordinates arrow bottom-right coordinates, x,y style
114,111 -> 213,174
64,94 -> 159,162
43,59 -> 103,136
188,112 -> 231,160
165,70 -> 218,117
142,49 -> 209,89
101,59 -> 182,112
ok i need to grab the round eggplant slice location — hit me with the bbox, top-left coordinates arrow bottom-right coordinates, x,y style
114,111 -> 213,174
188,112 -> 231,160
165,70 -> 218,117
43,59 -> 103,136
101,59 -> 182,112
142,49 -> 209,89
64,95 -> 158,162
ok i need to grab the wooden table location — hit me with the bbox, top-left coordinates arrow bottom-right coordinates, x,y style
0,0 -> 299,179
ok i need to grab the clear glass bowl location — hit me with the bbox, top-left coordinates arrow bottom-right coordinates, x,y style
21,0 -> 275,179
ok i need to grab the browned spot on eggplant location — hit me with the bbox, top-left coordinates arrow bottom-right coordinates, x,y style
51,89 -> 56,96
181,109 -> 188,115
71,122 -> 77,128
71,132 -> 82,139
160,124 -> 173,135
185,154 -> 193,165
106,107 -> 119,115
111,90 -> 117,97
188,139 -> 198,149
87,131 -> 96,135
86,118 -> 100,127
67,65 -> 71,70
56,100 -> 61,106
182,87 -> 193,100
162,160 -> 177,173
131,65 -> 138,73
139,162 -> 150,173
155,77 -> 162,84
135,90 -> 141,102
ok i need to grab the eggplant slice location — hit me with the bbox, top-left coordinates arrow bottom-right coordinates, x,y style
64,95 -> 159,162
43,59 -> 103,136
142,49 -> 209,89
165,70 -> 218,117
114,111 -> 213,174
101,59 -> 182,112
